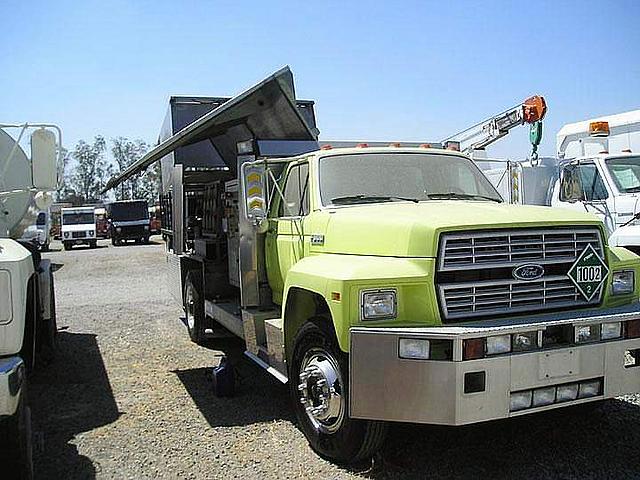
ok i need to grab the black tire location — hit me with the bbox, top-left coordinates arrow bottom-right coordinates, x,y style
41,242 -> 49,252
143,236 -> 150,244
184,272 -> 207,345
89,240 -> 97,249
20,280 -> 37,373
1,386 -> 34,480
62,242 -> 71,251
38,272 -> 58,364
289,318 -> 387,464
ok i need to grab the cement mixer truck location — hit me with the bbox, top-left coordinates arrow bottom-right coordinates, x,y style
0,123 -> 61,478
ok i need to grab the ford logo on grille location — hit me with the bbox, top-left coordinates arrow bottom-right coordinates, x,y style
513,264 -> 545,281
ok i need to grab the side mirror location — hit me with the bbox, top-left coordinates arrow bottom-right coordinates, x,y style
31,128 -> 58,191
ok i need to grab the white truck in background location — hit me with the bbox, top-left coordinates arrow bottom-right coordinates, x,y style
61,206 -> 97,250
483,110 -> 640,255
0,123 -> 61,479
20,210 -> 51,252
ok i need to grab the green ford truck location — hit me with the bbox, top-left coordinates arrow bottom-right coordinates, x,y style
104,67 -> 640,464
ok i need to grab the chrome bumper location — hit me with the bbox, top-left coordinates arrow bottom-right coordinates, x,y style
349,306 -> 640,425
0,356 -> 25,418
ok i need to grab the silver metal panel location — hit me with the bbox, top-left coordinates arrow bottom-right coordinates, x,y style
265,318 -> 286,376
172,164 -> 184,255
349,326 -> 640,425
166,252 -> 183,304
204,301 -> 244,338
244,350 -> 288,384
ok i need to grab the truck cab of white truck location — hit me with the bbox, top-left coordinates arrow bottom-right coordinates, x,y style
61,206 -> 97,250
0,123 -> 60,478
551,111 -> 640,254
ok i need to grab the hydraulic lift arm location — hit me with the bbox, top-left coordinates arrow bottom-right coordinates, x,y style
443,95 -> 547,156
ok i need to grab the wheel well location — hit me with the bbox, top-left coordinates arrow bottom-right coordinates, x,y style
284,287 -> 333,362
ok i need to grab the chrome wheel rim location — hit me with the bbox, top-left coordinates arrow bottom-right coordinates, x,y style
298,347 -> 345,434
185,286 -> 195,330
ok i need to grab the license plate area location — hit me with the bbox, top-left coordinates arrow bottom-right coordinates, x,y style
539,349 -> 579,380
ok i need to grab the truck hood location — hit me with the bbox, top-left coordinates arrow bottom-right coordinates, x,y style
320,201 -> 603,258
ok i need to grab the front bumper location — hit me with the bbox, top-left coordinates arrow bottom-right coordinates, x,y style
0,356 -> 25,418
349,305 -> 640,425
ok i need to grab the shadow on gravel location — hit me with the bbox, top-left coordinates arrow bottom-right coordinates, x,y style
51,263 -> 64,272
173,340 -> 293,428
350,399 -> 640,480
29,332 -> 121,479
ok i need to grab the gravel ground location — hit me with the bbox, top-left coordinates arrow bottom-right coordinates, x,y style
28,238 -> 640,479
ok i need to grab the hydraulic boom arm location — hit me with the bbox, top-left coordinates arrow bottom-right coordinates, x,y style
443,95 -> 547,154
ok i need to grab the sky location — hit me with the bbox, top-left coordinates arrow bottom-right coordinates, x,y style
2,0 -> 639,161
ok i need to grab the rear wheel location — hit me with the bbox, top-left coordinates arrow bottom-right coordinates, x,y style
289,319 -> 387,464
184,272 -> 207,345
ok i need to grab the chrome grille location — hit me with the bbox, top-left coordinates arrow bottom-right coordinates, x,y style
439,228 -> 603,271
437,228 -> 604,321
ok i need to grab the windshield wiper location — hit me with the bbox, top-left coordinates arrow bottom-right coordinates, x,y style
427,192 -> 502,203
330,195 -> 420,205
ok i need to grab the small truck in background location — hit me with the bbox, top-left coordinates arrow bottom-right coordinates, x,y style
0,122 -> 60,478
105,67 -> 640,464
107,199 -> 150,245
61,206 -> 97,250
19,210 -> 51,251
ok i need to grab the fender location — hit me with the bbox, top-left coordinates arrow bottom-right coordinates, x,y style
283,253 -> 437,354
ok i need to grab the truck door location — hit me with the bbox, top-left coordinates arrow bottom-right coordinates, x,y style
265,162 -> 310,301
553,161 -> 613,228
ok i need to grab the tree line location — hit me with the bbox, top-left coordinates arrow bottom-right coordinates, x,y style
56,136 -> 160,205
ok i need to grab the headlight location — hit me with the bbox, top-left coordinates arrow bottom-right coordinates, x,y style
63,231 -> 69,238
601,322 -> 622,340
612,270 -> 635,295
575,324 -> 600,343
361,289 -> 396,320
144,225 -> 149,230
512,331 -> 538,351
88,230 -> 94,236
116,227 -> 122,233
486,334 -> 511,355
398,338 -> 430,360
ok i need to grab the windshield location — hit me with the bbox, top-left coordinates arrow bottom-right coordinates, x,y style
319,153 -> 502,205
109,201 -> 149,221
606,156 -> 640,193
62,212 -> 95,225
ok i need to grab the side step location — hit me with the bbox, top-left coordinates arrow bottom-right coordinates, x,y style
204,301 -> 245,338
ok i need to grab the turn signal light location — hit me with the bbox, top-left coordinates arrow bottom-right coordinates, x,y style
625,319 -> 640,339
321,145 -> 333,150
389,142 -> 401,147
589,121 -> 610,137
419,143 -> 432,148
356,143 -> 368,148
463,338 -> 485,360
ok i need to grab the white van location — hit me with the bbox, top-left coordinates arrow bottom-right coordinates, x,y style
61,206 -> 97,250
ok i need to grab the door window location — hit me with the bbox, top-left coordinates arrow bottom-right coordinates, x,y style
560,164 -> 608,201
278,163 -> 309,217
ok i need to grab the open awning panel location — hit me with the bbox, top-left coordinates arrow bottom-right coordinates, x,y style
103,66 -> 318,192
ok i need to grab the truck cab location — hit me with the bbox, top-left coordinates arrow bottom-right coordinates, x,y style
107,200 -> 150,246
61,206 -> 97,250
551,113 -> 640,253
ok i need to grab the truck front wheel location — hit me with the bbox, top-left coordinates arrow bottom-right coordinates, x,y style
289,319 -> 387,464
63,242 -> 71,251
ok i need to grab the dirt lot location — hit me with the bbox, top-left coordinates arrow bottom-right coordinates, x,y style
30,238 -> 640,479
